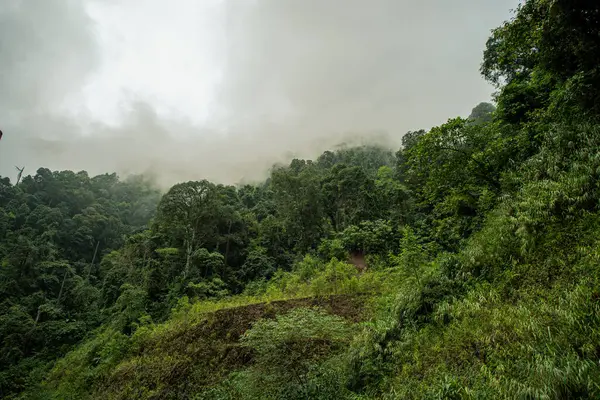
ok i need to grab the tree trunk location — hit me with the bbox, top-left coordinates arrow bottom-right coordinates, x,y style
57,268 -> 69,304
223,220 -> 233,273
87,240 -> 100,281
184,230 -> 195,279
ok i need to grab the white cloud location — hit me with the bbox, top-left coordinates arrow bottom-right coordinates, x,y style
0,0 -> 519,187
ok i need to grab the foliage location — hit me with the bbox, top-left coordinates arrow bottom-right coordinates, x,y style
6,2 -> 600,399
467,101 -> 496,125
233,307 -> 355,399
0,170 -> 160,397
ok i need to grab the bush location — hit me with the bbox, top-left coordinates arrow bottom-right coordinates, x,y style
234,307 -> 356,399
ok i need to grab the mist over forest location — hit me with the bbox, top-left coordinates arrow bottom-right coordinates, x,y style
0,0 -> 516,186
3,1 -> 600,399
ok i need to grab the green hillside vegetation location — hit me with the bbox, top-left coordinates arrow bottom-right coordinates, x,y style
2,1 -> 600,398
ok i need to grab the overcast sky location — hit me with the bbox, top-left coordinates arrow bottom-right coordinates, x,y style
0,0 -> 520,187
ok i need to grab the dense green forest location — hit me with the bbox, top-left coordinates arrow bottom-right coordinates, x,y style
2,1 -> 600,398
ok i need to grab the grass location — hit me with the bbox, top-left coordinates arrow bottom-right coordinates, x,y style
27,257 -> 394,400
28,217 -> 600,399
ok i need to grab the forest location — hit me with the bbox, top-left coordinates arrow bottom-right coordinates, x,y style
2,1 -> 600,398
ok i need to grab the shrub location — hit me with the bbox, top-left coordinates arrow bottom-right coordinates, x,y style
235,307 -> 356,399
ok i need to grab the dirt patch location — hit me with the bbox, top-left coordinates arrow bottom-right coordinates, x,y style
210,293 -> 368,333
349,251 -> 368,272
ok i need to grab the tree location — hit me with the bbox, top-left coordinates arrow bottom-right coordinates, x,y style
321,164 -> 378,231
468,102 -> 496,125
270,163 -> 326,253
238,245 -> 276,282
155,181 -> 222,279
482,0 -> 600,118
401,118 -> 502,249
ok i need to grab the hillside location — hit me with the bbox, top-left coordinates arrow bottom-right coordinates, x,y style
2,1 -> 600,399
43,294 -> 370,399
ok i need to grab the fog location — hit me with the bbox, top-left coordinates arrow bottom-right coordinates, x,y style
0,0 -> 519,188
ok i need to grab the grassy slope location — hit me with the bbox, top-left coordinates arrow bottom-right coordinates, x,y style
26,219 -> 600,399
26,258 -> 390,400
352,189 -> 600,398
32,295 -> 370,400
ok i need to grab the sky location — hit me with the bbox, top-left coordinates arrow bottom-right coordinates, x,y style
0,0 -> 520,188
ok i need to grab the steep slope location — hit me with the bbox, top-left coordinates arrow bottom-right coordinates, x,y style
35,294 -> 369,400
